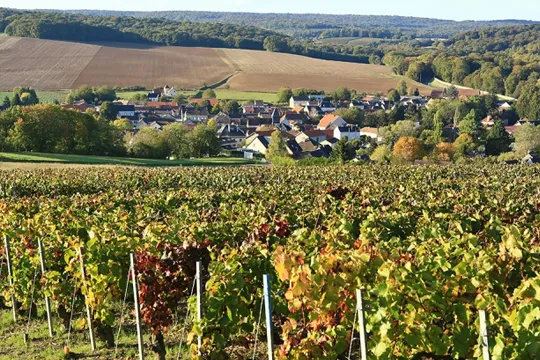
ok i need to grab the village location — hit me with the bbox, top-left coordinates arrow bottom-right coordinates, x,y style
57,84 -> 539,163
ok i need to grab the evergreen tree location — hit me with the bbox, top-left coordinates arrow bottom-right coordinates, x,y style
2,96 -> 10,108
485,119 -> 512,156
331,137 -> 356,163
11,93 -> 22,107
266,130 -> 288,161
459,109 -> 481,140
432,111 -> 444,144
388,89 -> 401,103
398,80 -> 408,96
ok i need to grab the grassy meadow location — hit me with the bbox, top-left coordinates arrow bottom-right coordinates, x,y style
0,152 -> 256,168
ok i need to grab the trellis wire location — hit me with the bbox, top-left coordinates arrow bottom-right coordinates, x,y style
24,266 -> 39,342
251,297 -> 265,360
176,276 -> 198,360
114,267 -> 132,359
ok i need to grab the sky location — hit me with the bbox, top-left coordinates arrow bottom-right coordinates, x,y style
4,0 -> 540,21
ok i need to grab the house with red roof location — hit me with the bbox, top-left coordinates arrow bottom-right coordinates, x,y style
317,114 -> 346,130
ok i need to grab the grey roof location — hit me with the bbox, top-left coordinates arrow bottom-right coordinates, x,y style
337,126 -> 361,132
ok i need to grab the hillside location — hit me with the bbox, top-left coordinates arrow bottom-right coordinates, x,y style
0,8 -> 374,64
0,37 -> 431,94
50,9 -> 538,39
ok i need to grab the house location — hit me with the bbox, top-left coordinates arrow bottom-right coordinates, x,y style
304,106 -> 324,117
289,96 -> 311,108
498,102 -> 512,112
280,113 -> 309,126
190,98 -> 219,107
317,114 -> 346,130
115,104 -> 136,119
163,85 -> 178,97
516,119 -> 540,126
504,126 -> 519,135
320,101 -> 337,113
297,139 -> 320,152
430,89 -> 444,99
457,88 -> 483,97
147,92 -> 160,102
62,100 -> 95,113
320,138 -> 339,148
522,152 -> 540,164
334,126 -> 361,140
217,124 -> 246,150
244,132 -> 302,157
141,102 -> 179,110
360,127 -> 383,142
296,129 -> 329,143
308,94 -> 325,102
481,115 -> 496,127
180,107 -> 209,122
270,108 -> 282,124
349,100 -> 366,110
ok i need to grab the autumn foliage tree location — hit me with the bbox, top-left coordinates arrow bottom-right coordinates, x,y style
434,142 -> 456,161
392,136 -> 423,162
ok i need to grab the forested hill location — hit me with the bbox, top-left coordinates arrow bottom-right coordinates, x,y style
0,9 -> 278,49
0,8 -> 377,64
448,24 -> 540,54
47,9 -> 538,39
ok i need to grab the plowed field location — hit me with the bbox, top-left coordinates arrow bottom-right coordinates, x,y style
0,37 -> 431,94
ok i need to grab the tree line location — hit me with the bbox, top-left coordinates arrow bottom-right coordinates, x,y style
0,104 -> 222,160
0,9 -> 374,64
49,9 -> 538,39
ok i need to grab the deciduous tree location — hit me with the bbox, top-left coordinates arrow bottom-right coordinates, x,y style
370,144 -> 391,163
513,123 -> 540,156
392,136 -> 423,162
203,89 -> 217,98
266,130 -> 288,161
100,101 -> 118,121
277,87 -> 293,103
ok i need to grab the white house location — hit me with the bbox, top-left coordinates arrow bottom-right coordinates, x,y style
147,92 -> 160,102
289,96 -> 311,108
320,101 -> 337,113
334,126 -> 361,140
317,114 -> 347,130
115,105 -> 136,119
360,127 -> 383,142
163,85 -> 178,97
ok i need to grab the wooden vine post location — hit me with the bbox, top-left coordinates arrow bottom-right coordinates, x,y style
78,246 -> 96,351
38,239 -> 54,337
4,235 -> 17,322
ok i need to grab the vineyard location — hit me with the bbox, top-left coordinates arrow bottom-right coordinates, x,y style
0,165 -> 539,360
